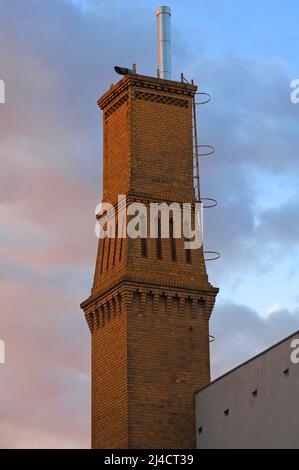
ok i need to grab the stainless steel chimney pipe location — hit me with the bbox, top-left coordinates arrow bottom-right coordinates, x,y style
156,6 -> 171,80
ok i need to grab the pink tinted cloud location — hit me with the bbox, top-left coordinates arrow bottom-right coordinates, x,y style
0,281 -> 90,448
1,164 -> 98,268
0,0 -> 102,447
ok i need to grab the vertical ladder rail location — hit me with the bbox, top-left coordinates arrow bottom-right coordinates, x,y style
182,74 -> 220,264
192,94 -> 201,202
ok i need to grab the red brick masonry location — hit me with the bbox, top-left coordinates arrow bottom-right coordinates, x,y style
81,73 -> 218,449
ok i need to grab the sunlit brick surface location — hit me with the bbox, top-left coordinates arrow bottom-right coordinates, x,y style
81,74 -> 218,449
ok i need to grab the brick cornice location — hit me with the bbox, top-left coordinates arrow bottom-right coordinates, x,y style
97,73 -> 197,110
81,276 -> 218,310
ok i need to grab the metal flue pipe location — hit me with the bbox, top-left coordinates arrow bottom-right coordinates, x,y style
156,6 -> 171,80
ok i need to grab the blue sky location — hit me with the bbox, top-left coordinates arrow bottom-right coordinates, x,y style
0,0 -> 298,448
69,0 -> 299,70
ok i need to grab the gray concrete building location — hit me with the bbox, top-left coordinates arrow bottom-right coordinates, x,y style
195,330 -> 299,449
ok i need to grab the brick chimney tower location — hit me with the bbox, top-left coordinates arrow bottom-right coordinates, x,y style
81,7 -> 218,450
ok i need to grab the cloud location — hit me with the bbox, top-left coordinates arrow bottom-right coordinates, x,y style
0,281 -> 90,448
0,365 -> 89,448
258,199 -> 299,248
192,54 -> 299,292
211,300 -> 299,379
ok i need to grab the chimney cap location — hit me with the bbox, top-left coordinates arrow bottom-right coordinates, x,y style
156,6 -> 171,16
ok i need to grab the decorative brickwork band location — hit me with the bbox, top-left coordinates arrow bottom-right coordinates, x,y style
134,90 -> 188,108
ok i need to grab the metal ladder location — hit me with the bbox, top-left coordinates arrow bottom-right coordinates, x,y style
182,74 -> 220,262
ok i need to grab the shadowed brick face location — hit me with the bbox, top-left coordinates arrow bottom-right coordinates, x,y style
81,74 -> 218,449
